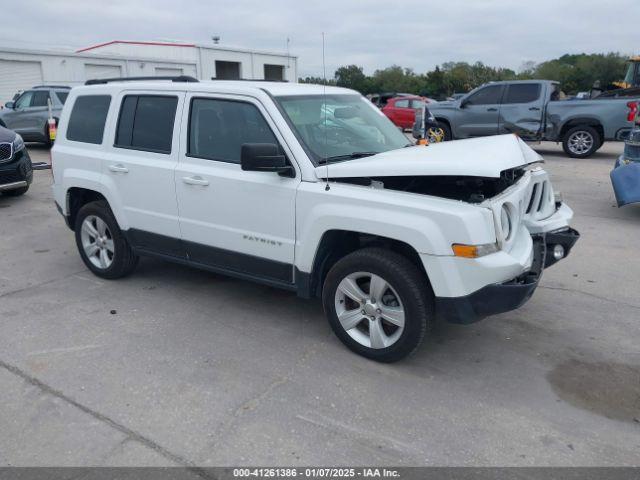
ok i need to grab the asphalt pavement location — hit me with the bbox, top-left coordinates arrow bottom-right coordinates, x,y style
0,142 -> 638,467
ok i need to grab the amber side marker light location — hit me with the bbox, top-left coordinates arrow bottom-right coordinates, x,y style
452,243 -> 499,258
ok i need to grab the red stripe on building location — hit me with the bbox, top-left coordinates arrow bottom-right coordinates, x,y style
76,40 -> 196,53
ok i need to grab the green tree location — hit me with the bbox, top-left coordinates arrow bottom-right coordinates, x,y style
308,52 -> 630,98
334,65 -> 369,92
298,76 -> 336,86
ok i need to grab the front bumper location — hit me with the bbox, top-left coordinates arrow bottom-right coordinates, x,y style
611,156 -> 640,207
436,228 -> 579,324
0,149 -> 32,190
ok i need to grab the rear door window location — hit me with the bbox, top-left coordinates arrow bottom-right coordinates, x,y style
503,84 -> 541,104
66,95 -> 112,144
115,95 -> 178,154
394,99 -> 410,108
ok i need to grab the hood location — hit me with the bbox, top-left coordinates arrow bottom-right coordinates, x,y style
0,125 -> 16,143
315,134 -> 543,180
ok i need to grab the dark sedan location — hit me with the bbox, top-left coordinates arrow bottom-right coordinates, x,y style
0,126 -> 32,197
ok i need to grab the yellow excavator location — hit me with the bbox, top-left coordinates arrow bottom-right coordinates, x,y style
614,56 -> 640,89
598,57 -> 640,98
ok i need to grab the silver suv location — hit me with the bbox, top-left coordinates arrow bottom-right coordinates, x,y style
0,85 -> 70,145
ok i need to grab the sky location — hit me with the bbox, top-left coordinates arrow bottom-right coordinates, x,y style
2,0 -> 638,78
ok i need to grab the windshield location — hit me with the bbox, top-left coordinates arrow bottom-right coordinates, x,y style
275,94 -> 410,165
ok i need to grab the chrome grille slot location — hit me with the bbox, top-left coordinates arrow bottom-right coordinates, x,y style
537,182 -> 546,212
526,183 -> 538,214
0,142 -> 12,163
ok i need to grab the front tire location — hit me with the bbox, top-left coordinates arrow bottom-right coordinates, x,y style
74,200 -> 138,279
2,185 -> 29,196
438,121 -> 452,141
322,248 -> 433,362
562,125 -> 599,158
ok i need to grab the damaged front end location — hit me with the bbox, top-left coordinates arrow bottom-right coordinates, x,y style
611,126 -> 640,207
314,135 -> 579,324
333,166 -> 528,204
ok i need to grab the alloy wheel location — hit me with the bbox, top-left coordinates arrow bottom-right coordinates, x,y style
334,272 -> 405,349
80,215 -> 114,269
426,127 -> 445,143
567,131 -> 594,155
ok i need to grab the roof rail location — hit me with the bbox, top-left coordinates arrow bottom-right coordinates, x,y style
85,76 -> 199,86
33,85 -> 71,89
210,77 -> 288,82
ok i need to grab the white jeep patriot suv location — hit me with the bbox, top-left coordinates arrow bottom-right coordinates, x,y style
52,77 -> 579,362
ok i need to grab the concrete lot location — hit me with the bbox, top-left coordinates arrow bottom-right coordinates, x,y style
0,142 -> 638,467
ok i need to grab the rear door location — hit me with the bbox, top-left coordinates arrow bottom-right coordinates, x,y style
498,83 -> 545,139
103,90 -> 184,255
456,84 -> 503,138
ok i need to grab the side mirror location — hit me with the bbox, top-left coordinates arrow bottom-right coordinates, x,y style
5,101 -> 14,109
241,143 -> 294,177
334,106 -> 358,119
459,99 -> 468,109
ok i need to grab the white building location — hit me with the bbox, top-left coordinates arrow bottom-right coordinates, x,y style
0,40 -> 298,104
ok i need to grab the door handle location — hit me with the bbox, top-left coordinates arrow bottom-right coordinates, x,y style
529,107 -> 541,111
487,107 -> 498,112
108,164 -> 129,173
182,176 -> 209,186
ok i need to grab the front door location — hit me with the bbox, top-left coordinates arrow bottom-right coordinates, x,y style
175,93 -> 299,285
498,83 -> 545,139
456,84 -> 504,138
3,91 -> 39,134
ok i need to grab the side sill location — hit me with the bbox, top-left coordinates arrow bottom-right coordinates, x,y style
134,247 -> 298,293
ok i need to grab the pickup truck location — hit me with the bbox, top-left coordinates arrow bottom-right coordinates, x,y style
425,80 -> 639,158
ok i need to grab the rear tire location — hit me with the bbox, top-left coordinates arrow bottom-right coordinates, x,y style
74,200 -> 138,279
562,125 -> 599,158
322,248 -> 433,362
1,185 -> 29,196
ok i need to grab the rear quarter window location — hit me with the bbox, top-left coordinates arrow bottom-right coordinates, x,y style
55,91 -> 69,104
66,95 -> 111,144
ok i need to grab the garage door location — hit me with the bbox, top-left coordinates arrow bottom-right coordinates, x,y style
84,64 -> 122,81
155,67 -> 183,77
0,60 -> 44,105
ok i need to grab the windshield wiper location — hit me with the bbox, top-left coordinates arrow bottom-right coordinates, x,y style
318,152 -> 379,164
